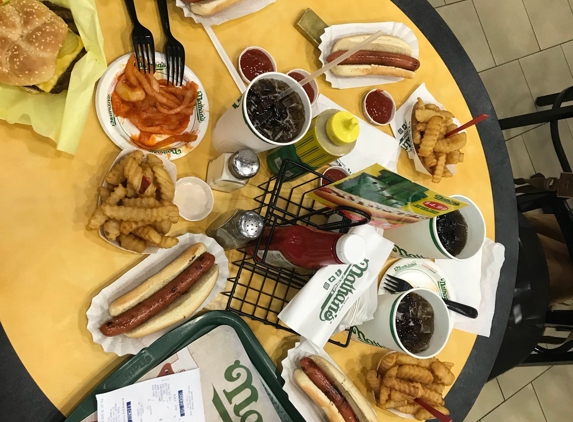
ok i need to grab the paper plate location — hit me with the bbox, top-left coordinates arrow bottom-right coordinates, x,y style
319,22 -> 420,89
97,149 -> 177,254
86,233 -> 229,356
95,52 -> 210,160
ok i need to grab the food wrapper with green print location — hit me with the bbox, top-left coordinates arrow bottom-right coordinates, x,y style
278,225 -> 393,348
308,163 -> 468,230
0,0 -> 106,154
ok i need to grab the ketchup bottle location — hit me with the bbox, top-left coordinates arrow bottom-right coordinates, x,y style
247,225 -> 366,270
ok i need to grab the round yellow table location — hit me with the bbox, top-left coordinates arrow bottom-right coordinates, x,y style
0,0 -> 516,421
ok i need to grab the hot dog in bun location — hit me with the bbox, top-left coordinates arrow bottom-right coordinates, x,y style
181,0 -> 243,16
100,243 -> 219,338
326,34 -> 420,79
295,355 -> 377,422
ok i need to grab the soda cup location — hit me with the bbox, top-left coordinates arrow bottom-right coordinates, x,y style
212,72 -> 312,153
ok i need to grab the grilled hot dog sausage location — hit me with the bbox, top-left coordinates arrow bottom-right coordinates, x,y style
300,357 -> 359,422
326,50 -> 420,72
100,252 -> 215,336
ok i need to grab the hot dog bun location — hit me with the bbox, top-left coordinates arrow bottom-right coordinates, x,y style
187,0 -> 243,16
294,355 -> 377,422
329,34 -> 418,79
125,265 -> 219,338
109,243 -> 207,316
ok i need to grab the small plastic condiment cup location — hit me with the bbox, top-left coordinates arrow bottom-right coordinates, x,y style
173,177 -> 214,221
362,89 -> 396,126
237,46 -> 277,84
287,68 -> 319,106
319,165 -> 350,187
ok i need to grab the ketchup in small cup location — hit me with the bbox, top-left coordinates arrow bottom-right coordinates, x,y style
320,166 -> 350,187
363,89 -> 396,125
287,69 -> 319,105
238,47 -> 276,83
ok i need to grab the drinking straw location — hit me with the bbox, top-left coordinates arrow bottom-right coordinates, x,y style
445,113 -> 489,138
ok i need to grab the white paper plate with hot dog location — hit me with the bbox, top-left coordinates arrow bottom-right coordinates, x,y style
319,22 -> 420,89
87,233 -> 229,355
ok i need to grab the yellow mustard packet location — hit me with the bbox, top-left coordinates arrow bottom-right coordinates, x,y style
0,0 -> 107,154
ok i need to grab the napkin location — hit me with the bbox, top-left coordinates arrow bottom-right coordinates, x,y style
0,0 -> 107,154
175,0 -> 275,26
435,238 -> 505,337
278,225 -> 393,348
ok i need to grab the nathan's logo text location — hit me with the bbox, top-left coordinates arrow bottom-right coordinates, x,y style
196,91 -> 206,122
393,245 -> 426,259
352,326 -> 383,347
319,260 -> 370,322
212,360 -> 263,422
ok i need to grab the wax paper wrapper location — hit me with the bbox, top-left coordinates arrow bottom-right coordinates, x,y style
436,238 -> 505,337
96,149 -> 177,254
316,95 -> 401,173
86,233 -> 229,355
278,225 -> 393,348
175,0 -> 275,26
319,22 -> 419,89
390,83 -> 460,176
0,0 -> 106,154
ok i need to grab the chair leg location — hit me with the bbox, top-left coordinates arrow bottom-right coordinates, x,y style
536,90 -> 573,107
499,106 -> 573,130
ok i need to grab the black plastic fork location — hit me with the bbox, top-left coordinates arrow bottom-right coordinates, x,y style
156,0 -> 185,86
124,0 -> 156,74
384,274 -> 479,319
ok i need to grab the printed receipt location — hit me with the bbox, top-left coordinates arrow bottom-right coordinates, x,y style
96,370 -> 205,422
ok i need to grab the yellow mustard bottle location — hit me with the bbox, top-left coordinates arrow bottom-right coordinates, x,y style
267,109 -> 359,180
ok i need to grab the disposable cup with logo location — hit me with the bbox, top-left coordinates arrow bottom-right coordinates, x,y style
351,288 -> 451,359
384,194 -> 486,260
211,72 -> 312,153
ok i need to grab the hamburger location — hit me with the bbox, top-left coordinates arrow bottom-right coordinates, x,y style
326,34 -> 420,79
0,0 -> 86,94
295,355 -> 378,422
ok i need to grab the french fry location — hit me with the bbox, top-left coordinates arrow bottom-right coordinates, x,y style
103,220 -> 121,241
105,150 -> 143,185
431,361 -> 455,386
415,406 -> 450,421
153,165 -> 175,202
397,365 -> 434,385
396,404 -> 421,415
434,132 -> 467,153
120,220 -> 152,235
378,353 -> 398,376
378,386 -> 390,406
379,400 -> 409,410
420,386 -> 445,405
446,150 -> 462,165
426,383 -> 446,394
432,153 -> 447,183
418,116 -> 443,157
391,389 -> 415,403
102,204 -> 178,222
87,185 -> 127,230
124,156 -> 144,193
146,154 -> 163,168
98,186 -> 112,202
152,219 -> 172,235
118,233 -> 147,253
383,367 -> 424,398
366,369 -> 381,396
415,108 -> 454,123
123,197 -> 161,208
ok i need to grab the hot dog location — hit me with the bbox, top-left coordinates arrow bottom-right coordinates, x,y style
327,34 -> 420,79
180,0 -> 244,16
100,249 -> 217,337
294,355 -> 377,422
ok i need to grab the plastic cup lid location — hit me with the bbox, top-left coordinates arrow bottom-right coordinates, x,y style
336,233 -> 366,264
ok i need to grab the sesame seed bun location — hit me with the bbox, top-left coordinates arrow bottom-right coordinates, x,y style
0,0 -> 68,86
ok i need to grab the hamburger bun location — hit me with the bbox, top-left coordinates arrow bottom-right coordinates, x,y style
332,34 -> 413,57
125,264 -> 219,338
0,0 -> 68,86
294,355 -> 378,422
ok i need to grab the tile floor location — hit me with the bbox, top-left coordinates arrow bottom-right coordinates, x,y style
433,0 -> 573,178
428,0 -> 573,420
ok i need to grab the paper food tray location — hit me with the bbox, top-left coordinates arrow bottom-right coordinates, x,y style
97,148 -> 177,254
86,233 -> 229,355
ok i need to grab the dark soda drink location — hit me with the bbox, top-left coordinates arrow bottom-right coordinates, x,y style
396,292 -> 434,354
436,210 -> 468,257
246,78 -> 305,143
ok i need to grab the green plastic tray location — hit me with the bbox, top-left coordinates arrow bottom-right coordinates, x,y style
65,311 -> 303,422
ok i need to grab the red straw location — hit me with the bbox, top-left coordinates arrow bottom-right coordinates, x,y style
445,113 -> 489,138
414,399 -> 452,422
